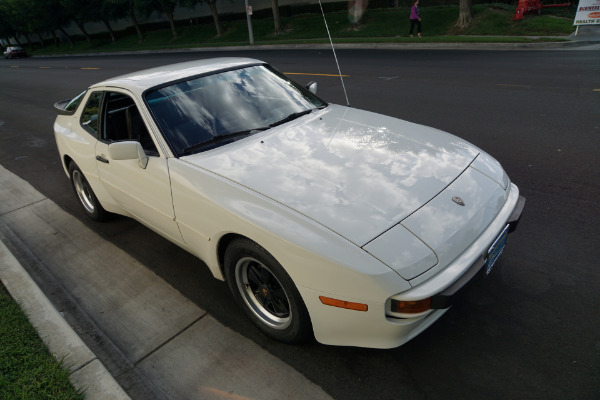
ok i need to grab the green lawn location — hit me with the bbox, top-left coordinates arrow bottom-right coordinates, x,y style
0,284 -> 84,399
29,4 -> 574,56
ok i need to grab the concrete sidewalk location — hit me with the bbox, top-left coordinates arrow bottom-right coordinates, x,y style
0,163 -> 333,400
0,239 -> 130,399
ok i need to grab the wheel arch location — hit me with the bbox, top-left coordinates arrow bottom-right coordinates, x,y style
62,154 -> 74,177
216,233 -> 250,281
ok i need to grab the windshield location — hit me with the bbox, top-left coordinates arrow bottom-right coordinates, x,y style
145,64 -> 327,156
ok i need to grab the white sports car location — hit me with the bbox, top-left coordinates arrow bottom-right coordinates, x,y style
54,58 -> 524,349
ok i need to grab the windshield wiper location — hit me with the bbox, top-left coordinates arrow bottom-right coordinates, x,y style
269,108 -> 315,128
181,128 -> 268,155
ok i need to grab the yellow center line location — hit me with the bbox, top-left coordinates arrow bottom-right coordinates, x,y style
81,67 -> 100,70
496,83 -> 532,88
10,66 -> 19,68
285,72 -> 350,78
593,89 -> 600,92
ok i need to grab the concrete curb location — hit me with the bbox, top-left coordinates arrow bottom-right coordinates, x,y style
0,239 -> 130,399
29,35 -> 600,59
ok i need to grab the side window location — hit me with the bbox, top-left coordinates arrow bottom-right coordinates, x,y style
80,92 -> 103,136
66,90 -> 87,113
103,92 -> 158,156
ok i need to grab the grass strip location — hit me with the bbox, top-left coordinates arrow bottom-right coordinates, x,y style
0,284 -> 84,399
29,5 -> 574,56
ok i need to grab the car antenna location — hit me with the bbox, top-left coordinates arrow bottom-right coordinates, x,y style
318,0 -> 350,107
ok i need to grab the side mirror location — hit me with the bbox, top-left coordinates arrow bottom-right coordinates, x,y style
108,141 -> 148,169
306,81 -> 318,95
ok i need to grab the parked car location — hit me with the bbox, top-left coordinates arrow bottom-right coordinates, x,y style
53,58 -> 525,348
3,46 -> 26,59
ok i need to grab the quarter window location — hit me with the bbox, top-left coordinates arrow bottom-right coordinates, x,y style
65,90 -> 87,113
80,92 -> 102,136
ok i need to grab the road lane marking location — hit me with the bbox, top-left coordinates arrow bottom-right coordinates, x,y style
81,67 -> 100,70
496,83 -> 532,88
40,67 -> 51,69
10,66 -> 19,68
285,72 -> 350,77
593,89 -> 600,92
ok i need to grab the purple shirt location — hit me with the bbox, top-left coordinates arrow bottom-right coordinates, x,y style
410,5 -> 420,20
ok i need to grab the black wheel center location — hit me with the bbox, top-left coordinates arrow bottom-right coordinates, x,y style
259,285 -> 271,299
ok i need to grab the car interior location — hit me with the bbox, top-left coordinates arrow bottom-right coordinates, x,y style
103,92 -> 159,156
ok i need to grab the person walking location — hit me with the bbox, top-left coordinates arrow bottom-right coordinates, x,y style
409,0 -> 422,38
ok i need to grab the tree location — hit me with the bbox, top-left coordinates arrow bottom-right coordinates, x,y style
96,0 -> 129,43
26,0 -> 73,48
455,0 -> 473,29
137,0 -> 200,40
109,0 -> 145,42
60,0 -> 94,45
0,5 -> 18,46
271,0 -> 280,35
0,0 -> 30,46
205,0 -> 222,37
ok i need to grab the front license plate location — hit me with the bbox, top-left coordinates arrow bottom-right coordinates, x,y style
486,224 -> 510,275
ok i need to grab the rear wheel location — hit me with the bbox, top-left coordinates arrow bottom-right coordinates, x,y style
68,162 -> 110,221
224,238 -> 312,343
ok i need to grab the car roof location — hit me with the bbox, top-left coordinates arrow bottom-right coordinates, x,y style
91,57 -> 264,96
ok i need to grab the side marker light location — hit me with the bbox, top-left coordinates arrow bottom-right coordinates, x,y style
319,296 -> 368,312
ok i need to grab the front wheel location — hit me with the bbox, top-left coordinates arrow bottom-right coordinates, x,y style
68,162 -> 110,221
224,238 -> 312,344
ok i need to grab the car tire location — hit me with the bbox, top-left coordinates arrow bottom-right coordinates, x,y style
68,162 -> 110,222
224,238 -> 313,344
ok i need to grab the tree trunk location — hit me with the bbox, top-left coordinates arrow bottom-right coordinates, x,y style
58,27 -> 74,47
75,21 -> 92,46
394,0 -> 399,7
271,0 -> 281,35
208,1 -> 222,37
36,31 -> 46,48
51,30 -> 59,47
24,33 -> 33,49
455,0 -> 473,29
102,18 -> 116,43
130,9 -> 143,42
166,12 -> 177,39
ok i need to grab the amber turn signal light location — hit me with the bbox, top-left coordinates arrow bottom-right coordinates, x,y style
391,298 -> 431,314
319,296 -> 368,312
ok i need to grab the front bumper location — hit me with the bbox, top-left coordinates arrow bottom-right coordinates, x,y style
431,194 -> 525,309
303,184 -> 524,349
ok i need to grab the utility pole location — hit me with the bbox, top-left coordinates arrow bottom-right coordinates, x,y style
244,0 -> 254,45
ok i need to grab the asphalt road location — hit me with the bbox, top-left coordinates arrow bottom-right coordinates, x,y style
1,49 -> 599,399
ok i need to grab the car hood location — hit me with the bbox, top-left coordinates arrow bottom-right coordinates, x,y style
182,105 -> 480,246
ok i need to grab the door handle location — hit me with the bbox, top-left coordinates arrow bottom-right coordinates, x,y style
96,155 -> 109,164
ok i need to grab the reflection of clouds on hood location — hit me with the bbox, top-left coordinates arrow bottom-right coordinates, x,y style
189,105 -> 480,245
402,167 -> 508,269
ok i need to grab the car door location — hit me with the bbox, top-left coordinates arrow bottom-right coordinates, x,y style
94,89 -> 185,246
